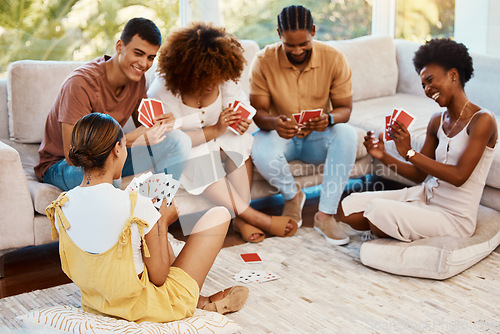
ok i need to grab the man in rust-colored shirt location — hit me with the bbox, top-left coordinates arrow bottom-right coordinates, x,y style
35,18 -> 190,191
250,5 -> 358,245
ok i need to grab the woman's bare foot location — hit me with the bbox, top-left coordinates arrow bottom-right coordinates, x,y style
232,217 -> 264,242
244,211 -> 295,236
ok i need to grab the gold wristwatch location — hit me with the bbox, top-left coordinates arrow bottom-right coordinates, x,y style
405,148 -> 416,161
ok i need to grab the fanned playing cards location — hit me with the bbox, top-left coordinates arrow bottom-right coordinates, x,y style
227,100 -> 256,135
293,108 -> 323,127
384,108 -> 415,141
126,172 -> 180,209
138,98 -> 164,128
138,98 -> 182,129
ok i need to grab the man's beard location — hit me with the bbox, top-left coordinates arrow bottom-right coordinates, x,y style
286,49 -> 312,65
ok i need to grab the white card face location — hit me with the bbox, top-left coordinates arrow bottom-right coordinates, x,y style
140,173 -> 166,198
255,272 -> 280,283
233,269 -> 280,284
163,177 -> 180,207
129,172 -> 179,208
233,269 -> 265,283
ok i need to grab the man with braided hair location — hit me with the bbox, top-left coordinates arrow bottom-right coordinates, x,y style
250,5 -> 358,245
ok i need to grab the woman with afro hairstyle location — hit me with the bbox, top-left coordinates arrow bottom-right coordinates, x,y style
335,38 -> 497,243
148,22 -> 297,243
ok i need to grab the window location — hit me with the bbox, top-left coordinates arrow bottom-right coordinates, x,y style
396,0 -> 454,42
220,0 -> 373,48
0,0 -> 178,77
1,0 -> 460,77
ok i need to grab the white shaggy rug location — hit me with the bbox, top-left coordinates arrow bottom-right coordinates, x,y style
1,228 -> 499,333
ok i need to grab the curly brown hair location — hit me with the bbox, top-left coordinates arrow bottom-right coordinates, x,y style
157,22 -> 246,96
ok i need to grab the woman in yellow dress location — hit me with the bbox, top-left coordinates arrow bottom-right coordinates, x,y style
46,113 -> 249,323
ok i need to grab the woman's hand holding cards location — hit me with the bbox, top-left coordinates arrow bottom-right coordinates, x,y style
389,120 -> 412,159
364,131 -> 386,160
158,200 -> 180,226
215,108 -> 240,136
234,118 -> 251,135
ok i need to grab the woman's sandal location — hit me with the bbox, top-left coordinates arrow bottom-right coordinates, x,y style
232,218 -> 266,243
268,216 -> 298,237
202,286 -> 250,315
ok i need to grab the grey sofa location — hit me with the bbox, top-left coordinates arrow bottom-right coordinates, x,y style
1,35 -> 499,277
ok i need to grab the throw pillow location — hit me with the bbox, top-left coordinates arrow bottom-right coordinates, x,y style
359,205 -> 500,280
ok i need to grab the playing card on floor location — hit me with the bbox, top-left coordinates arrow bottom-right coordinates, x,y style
239,252 -> 263,263
233,269 -> 280,284
233,269 -> 265,284
254,271 -> 280,284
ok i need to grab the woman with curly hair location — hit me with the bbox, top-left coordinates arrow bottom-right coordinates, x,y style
148,22 -> 297,243
334,38 -> 497,243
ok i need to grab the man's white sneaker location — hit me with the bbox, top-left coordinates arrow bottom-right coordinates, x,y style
313,213 -> 349,246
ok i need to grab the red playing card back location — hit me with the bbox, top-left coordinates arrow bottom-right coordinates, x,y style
394,109 -> 415,129
228,102 -> 256,135
139,110 -> 153,128
293,113 -> 301,124
149,99 -> 165,119
239,252 -> 262,263
300,109 -> 322,125
391,108 -> 398,124
385,114 -> 392,141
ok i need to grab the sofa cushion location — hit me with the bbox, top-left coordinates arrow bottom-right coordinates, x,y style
351,92 -> 443,149
19,305 -> 241,333
351,93 -> 500,189
327,35 -> 398,102
0,140 -> 35,249
359,205 -> 500,280
394,39 -> 426,97
7,60 -> 85,144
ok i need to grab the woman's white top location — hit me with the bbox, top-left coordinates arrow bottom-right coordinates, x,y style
148,76 -> 254,194
56,184 -> 160,274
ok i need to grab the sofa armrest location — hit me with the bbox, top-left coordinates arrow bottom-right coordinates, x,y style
0,140 -> 35,249
0,78 -> 8,139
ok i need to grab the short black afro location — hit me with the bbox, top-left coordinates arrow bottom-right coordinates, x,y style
413,38 -> 474,88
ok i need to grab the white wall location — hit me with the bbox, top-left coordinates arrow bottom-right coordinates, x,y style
455,0 -> 500,56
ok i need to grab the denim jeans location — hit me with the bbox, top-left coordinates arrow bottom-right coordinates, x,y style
43,129 -> 191,191
251,123 -> 358,214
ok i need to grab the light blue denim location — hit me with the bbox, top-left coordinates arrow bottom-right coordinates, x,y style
43,129 -> 191,191
251,123 -> 358,214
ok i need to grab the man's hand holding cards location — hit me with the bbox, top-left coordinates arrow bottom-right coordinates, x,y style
385,108 -> 415,141
227,100 -> 256,135
293,108 -> 323,128
138,98 -> 182,130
